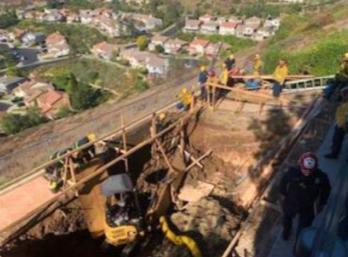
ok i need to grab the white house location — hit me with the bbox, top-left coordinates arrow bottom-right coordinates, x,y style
200,21 -> 218,34
245,16 -> 262,28
91,41 -> 119,60
163,38 -> 186,54
145,55 -> 168,76
219,22 -> 238,35
45,32 -> 70,58
188,38 -> 209,56
79,10 -> 93,24
149,35 -> 169,51
199,14 -> 215,23
184,19 -> 201,33
264,17 -> 281,29
22,32 -> 45,46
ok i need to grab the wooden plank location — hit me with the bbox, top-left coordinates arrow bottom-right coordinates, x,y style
177,145 -> 203,169
229,75 -> 314,80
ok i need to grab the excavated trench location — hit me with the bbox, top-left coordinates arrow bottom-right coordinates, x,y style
1,93 -> 319,257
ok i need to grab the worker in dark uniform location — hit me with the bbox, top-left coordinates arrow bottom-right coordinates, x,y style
324,53 -> 348,100
279,152 -> 331,240
198,66 -> 208,101
224,53 -> 235,71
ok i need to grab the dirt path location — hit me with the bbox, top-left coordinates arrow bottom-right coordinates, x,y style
0,42 -> 267,185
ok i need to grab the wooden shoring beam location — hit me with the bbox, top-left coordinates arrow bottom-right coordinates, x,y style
207,82 -> 290,110
177,145 -> 203,169
183,150 -> 212,173
155,138 -> 175,173
121,114 -> 129,173
0,106 -> 203,239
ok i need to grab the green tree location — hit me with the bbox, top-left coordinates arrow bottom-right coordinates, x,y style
56,106 -> 73,119
1,107 -> 48,135
0,11 -> 18,29
67,73 -> 105,110
155,44 -> 164,53
135,77 -> 149,92
136,36 -> 149,51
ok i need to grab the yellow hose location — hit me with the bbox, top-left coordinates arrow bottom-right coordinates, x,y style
159,216 -> 202,257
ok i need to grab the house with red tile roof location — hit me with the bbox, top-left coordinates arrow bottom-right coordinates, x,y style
219,22 -> 239,36
91,41 -> 119,60
188,38 -> 209,56
45,32 -> 70,58
36,90 -> 70,119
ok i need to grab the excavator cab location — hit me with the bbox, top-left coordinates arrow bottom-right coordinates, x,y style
101,174 -> 145,248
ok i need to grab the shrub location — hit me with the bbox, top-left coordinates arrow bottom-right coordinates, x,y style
136,36 -> 149,51
135,77 -> 149,92
0,11 -> 18,29
1,107 -> 48,135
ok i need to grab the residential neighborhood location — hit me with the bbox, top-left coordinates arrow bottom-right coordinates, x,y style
183,14 -> 281,41
0,75 -> 70,120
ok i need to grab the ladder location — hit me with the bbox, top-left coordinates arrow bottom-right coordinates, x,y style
283,75 -> 334,93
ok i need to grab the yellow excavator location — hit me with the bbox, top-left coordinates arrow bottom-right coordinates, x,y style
100,174 -> 145,250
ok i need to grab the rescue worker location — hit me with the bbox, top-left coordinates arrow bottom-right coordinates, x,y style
324,53 -> 348,100
219,63 -> 229,86
272,59 -> 289,97
245,54 -> 263,90
45,148 -> 72,192
177,87 -> 193,112
324,87 -> 348,159
71,133 -> 97,164
207,69 -> 218,85
156,112 -> 170,132
197,66 -> 208,101
279,152 -> 331,240
225,53 -> 235,71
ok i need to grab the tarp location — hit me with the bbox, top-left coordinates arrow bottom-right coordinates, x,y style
101,174 -> 133,197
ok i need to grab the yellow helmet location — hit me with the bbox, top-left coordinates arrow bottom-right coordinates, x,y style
200,66 -> 207,72
255,54 -> 261,60
158,112 -> 166,121
87,133 -> 97,142
229,53 -> 235,59
344,52 -> 348,61
49,180 -> 58,190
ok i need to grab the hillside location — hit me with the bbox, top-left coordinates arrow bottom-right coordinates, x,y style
262,3 -> 348,75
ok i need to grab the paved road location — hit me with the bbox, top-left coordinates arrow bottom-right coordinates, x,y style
0,43 -> 40,66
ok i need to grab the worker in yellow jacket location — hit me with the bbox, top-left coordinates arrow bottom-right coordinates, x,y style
219,63 -> 229,86
177,87 -> 193,112
245,54 -> 264,90
325,87 -> 348,159
272,59 -> 289,97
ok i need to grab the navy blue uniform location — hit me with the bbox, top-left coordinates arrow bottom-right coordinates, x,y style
279,166 -> 331,238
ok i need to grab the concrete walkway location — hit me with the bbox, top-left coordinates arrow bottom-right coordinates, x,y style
267,124 -> 348,257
